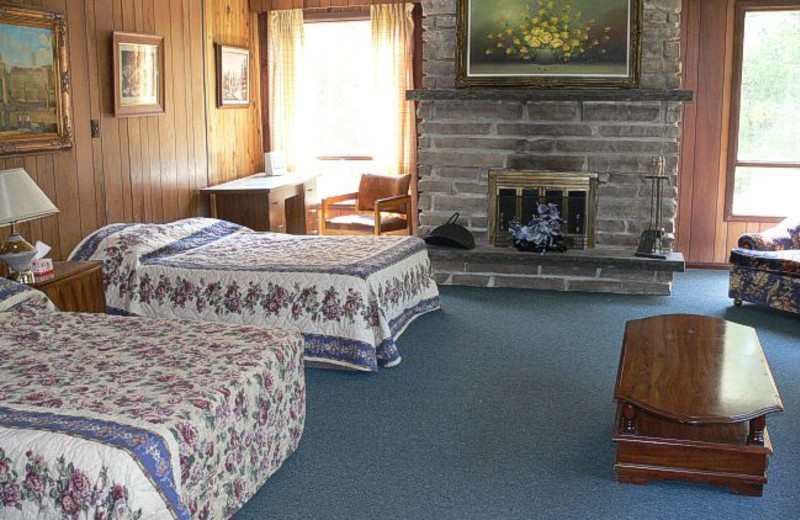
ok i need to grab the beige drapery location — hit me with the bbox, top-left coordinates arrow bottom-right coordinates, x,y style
268,9 -> 304,172
370,3 -> 416,176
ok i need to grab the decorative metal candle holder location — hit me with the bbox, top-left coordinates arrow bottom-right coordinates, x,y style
635,157 -> 671,260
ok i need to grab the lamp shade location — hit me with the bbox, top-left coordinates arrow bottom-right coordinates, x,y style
0,168 -> 59,227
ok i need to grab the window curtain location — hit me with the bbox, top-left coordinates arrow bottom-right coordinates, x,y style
370,3 -> 416,176
268,9 -> 304,172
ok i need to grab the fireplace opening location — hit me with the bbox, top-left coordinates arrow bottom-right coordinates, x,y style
488,170 -> 598,249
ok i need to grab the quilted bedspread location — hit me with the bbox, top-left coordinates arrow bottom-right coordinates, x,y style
69,218 -> 441,371
0,306 -> 305,519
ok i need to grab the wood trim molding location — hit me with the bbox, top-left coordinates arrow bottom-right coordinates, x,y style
251,0 -> 412,12
304,6 -> 371,21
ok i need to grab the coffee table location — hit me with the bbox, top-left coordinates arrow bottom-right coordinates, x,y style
612,314 -> 784,496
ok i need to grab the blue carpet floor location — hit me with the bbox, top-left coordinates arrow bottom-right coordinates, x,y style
232,269 -> 800,519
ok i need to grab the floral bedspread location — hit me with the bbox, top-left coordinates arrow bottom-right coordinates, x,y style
0,309 -> 305,520
69,218 -> 441,371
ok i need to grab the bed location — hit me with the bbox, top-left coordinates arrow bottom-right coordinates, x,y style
68,218 -> 441,371
0,278 -> 305,519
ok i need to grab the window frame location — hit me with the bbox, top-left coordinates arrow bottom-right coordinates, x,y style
724,0 -> 800,222
258,3 -> 424,232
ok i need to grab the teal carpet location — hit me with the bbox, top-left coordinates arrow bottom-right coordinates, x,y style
232,270 -> 800,519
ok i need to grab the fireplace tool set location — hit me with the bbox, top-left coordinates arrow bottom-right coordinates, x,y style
635,157 -> 671,259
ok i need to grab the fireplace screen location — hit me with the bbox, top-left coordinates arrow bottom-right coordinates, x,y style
488,171 -> 598,249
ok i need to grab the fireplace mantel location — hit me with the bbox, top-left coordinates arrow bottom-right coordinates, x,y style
406,89 -> 694,103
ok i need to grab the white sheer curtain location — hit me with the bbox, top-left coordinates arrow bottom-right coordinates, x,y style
370,3 -> 417,176
268,9 -> 305,172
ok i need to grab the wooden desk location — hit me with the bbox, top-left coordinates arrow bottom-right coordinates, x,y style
201,173 -> 319,234
613,314 -> 784,496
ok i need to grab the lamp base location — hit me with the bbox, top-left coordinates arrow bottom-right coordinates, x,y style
0,232 -> 37,284
8,269 -> 35,284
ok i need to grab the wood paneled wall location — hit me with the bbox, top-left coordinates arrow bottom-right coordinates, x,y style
1,0 -> 262,260
206,0 -> 264,185
677,0 -> 772,266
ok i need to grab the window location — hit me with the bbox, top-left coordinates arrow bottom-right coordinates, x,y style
726,2 -> 800,220
301,19 -> 379,197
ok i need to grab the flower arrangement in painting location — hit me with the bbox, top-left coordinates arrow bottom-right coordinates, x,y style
485,0 -> 611,64
508,203 -> 573,253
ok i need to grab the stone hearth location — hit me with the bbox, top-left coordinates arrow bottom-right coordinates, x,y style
428,246 -> 685,295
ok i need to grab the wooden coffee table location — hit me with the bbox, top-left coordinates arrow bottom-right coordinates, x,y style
612,314 -> 784,496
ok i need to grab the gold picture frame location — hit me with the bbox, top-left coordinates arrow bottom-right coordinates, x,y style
113,32 -> 165,117
0,3 -> 73,156
456,0 -> 643,88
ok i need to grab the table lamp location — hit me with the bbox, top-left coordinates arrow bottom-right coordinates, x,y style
0,168 -> 59,283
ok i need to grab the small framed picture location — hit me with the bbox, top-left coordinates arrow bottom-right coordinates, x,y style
216,44 -> 250,108
113,32 -> 165,117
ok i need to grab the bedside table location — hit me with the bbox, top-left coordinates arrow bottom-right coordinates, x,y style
29,261 -> 107,313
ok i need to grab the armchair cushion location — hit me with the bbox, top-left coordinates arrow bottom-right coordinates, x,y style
325,214 -> 409,233
356,174 -> 412,213
730,248 -> 800,277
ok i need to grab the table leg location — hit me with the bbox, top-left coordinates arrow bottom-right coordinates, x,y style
747,415 -> 766,446
730,483 -> 764,496
621,403 -> 638,434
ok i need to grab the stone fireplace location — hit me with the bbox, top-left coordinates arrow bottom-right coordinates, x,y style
408,0 -> 688,294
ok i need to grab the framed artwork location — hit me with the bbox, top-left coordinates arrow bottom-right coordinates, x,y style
113,32 -> 165,117
216,44 -> 250,108
0,4 -> 73,157
456,0 -> 642,88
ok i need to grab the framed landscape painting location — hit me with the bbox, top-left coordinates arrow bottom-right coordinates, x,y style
456,0 -> 642,88
0,4 -> 73,156
113,32 -> 165,117
216,44 -> 250,108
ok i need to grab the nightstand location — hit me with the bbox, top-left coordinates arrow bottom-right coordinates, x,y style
29,261 -> 107,313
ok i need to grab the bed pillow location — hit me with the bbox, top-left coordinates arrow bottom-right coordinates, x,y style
0,278 -> 55,313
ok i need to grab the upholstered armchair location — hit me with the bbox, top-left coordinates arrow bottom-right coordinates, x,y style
729,217 -> 800,314
320,173 -> 413,236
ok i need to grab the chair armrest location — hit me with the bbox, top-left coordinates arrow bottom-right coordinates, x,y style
375,194 -> 411,213
321,192 -> 359,215
374,195 -> 411,235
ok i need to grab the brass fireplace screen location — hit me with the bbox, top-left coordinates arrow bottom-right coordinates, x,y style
488,170 -> 599,249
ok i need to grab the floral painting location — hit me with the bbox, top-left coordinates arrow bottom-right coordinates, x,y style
457,0 -> 642,87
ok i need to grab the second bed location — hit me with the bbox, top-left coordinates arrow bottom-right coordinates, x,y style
69,218 -> 440,371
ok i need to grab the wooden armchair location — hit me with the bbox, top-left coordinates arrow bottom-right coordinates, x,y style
320,173 -> 413,236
